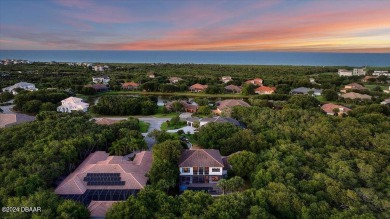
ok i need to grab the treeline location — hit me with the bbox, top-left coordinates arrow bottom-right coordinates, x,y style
0,112 -> 144,218
91,95 -> 158,115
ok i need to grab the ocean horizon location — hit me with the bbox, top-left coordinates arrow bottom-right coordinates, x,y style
0,50 -> 389,67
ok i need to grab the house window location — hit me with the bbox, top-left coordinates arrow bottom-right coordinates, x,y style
212,168 -> 220,172
211,176 -> 220,182
183,168 -> 190,173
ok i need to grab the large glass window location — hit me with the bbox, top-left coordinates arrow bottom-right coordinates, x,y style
212,168 -> 220,172
182,167 -> 190,173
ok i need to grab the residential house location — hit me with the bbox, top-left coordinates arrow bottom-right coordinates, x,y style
147,72 -> 155,78
290,87 -> 322,96
353,68 -> 366,76
215,99 -> 250,115
93,65 -> 109,72
221,76 -> 232,83
2,82 -> 38,95
255,86 -> 276,94
380,98 -> 390,105
245,78 -> 263,86
341,92 -> 372,100
179,149 -> 228,194
88,201 -> 117,219
169,77 -> 183,84
338,69 -> 353,76
189,83 -> 208,92
122,82 -> 140,90
224,85 -> 241,93
165,100 -> 198,113
321,103 -> 351,116
340,83 -> 367,93
186,116 -> 242,128
309,78 -> 316,84
57,97 -> 89,113
0,114 -> 36,128
92,75 -> 110,85
362,76 -> 379,83
55,151 -> 152,215
373,71 -> 389,77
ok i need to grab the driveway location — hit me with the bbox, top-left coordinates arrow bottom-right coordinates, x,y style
0,104 -> 15,114
167,125 -> 196,134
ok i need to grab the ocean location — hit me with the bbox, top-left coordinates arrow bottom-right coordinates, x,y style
0,50 -> 389,67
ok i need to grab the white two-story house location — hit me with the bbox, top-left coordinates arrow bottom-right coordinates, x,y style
179,149 -> 227,194
57,97 -> 89,113
92,75 -> 110,85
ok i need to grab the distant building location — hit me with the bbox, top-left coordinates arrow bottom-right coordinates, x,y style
147,72 -> 156,78
338,69 -> 353,76
221,76 -> 233,83
384,86 -> 390,94
224,85 -> 242,93
189,83 -> 208,92
2,82 -> 38,94
57,97 -> 89,113
122,82 -> 139,90
340,83 -> 367,93
245,78 -> 263,86
92,75 -> 110,85
255,86 -> 276,95
55,151 -> 152,214
373,71 -> 389,77
168,77 -> 183,84
321,103 -> 351,116
290,87 -> 322,96
215,99 -> 250,115
179,149 -> 228,194
341,92 -> 372,100
338,68 -> 366,77
353,68 -> 366,76
361,76 -> 379,83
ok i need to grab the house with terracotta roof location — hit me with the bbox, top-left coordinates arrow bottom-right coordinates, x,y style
255,86 -> 276,94
341,92 -> 372,100
189,83 -> 208,92
179,149 -> 227,194
55,151 -> 152,208
57,97 -> 89,113
122,82 -> 139,90
341,83 -> 367,93
88,201 -> 116,219
224,85 -> 241,93
245,78 -> 263,86
0,113 -> 36,128
215,99 -> 250,115
321,103 -> 351,116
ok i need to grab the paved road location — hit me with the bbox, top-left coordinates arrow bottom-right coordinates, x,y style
167,126 -> 196,134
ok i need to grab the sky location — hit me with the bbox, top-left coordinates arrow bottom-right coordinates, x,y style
0,0 -> 389,52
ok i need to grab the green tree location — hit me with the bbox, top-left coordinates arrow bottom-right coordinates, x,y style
322,89 -> 339,101
56,200 -> 90,219
228,151 -> 258,179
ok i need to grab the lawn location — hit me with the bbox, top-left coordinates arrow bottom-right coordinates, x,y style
139,121 -> 150,133
364,84 -> 389,91
160,121 -> 187,131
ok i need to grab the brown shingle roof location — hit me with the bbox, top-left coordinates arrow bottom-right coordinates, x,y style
225,85 -> 242,93
55,151 -> 152,195
179,149 -> 224,167
122,82 -> 139,87
216,99 -> 250,111
189,83 -> 208,90
341,92 -> 372,100
95,118 -> 120,125
0,113 -> 36,128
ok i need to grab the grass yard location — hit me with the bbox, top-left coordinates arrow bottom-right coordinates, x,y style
160,121 -> 187,131
139,121 -> 150,133
364,84 -> 389,91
